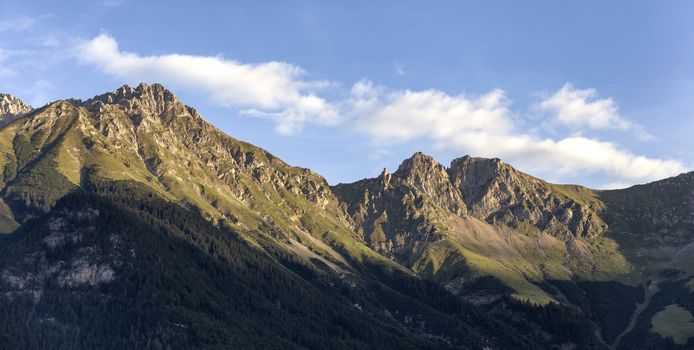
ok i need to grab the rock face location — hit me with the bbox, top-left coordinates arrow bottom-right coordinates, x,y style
336,154 -> 608,255
335,149 -> 694,303
448,155 -> 607,238
334,153 -> 633,303
600,172 -> 694,273
80,83 -> 339,216
333,153 -> 467,262
0,93 -> 32,127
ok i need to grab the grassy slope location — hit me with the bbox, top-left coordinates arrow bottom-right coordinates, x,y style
396,172 -> 634,304
650,304 -> 694,345
408,213 -> 632,305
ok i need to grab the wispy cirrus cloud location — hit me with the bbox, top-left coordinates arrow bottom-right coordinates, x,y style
0,14 -> 53,32
0,16 -> 38,32
75,33 -> 340,134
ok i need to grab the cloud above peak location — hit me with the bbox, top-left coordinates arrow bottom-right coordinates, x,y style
73,34 -> 687,187
75,33 -> 339,134
348,82 -> 685,186
350,80 -> 510,142
536,83 -> 653,140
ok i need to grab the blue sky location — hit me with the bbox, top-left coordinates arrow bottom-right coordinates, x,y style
1,0 -> 692,188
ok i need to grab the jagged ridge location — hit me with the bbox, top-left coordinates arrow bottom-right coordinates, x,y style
334,152 -> 632,303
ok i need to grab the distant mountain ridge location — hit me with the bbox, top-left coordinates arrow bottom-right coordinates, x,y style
1,84 -> 693,349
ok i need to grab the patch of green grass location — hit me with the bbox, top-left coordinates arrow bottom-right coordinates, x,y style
549,183 -> 604,209
511,220 -> 541,237
0,198 -> 19,233
424,241 -> 554,305
454,245 -> 555,305
53,125 -> 84,185
650,304 -> 694,345
0,123 -> 21,186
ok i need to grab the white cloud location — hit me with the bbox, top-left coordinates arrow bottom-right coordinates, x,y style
75,33 -> 339,134
537,83 -> 627,129
536,83 -> 654,140
350,81 -> 685,184
351,80 -> 510,142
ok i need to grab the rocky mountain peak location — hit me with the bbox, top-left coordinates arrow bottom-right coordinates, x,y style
395,152 -> 449,181
397,152 -> 439,170
333,152 -> 468,260
83,82 -> 183,120
0,93 -> 33,126
393,152 -> 466,211
94,82 -> 177,103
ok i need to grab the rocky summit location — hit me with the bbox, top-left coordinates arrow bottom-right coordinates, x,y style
0,93 -> 32,127
0,84 -> 692,350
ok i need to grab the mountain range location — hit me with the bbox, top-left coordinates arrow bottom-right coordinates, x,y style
0,84 -> 692,349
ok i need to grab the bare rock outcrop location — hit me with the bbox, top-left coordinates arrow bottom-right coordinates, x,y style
0,93 -> 32,126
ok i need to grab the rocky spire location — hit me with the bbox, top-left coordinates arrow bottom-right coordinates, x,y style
379,167 -> 392,188
395,152 -> 442,176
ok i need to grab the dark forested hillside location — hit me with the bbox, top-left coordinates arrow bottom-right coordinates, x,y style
0,181 -> 607,349
0,189 -> 439,349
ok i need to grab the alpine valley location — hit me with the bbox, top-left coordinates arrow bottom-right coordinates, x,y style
0,84 -> 692,350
